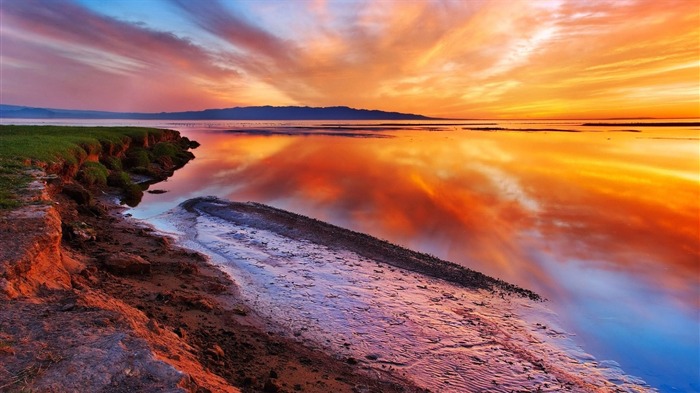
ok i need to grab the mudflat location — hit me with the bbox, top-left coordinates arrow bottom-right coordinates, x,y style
0,190 -> 424,392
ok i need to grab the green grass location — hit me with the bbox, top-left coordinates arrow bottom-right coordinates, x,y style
78,162 -> 109,187
0,125 -> 170,209
101,156 -> 122,171
0,125 -> 164,164
125,147 -> 152,168
152,141 -> 179,158
107,170 -> 131,187
0,159 -> 30,208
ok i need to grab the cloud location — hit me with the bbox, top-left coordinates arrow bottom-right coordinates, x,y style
1,0 -> 697,117
170,0 -> 296,64
0,0 -> 242,111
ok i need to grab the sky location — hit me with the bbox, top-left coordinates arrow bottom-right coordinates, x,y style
0,0 -> 698,119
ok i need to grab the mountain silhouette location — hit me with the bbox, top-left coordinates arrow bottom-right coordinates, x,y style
0,105 -> 437,120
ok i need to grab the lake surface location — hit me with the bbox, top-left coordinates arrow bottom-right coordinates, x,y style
4,118 -> 699,391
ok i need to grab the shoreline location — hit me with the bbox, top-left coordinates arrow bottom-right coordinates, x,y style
1,186 -> 426,392
0,180 -> 653,392
178,197 -> 540,300
0,125 -> 422,392
0,125 -> 653,392
151,196 -> 653,393
0,123 -> 427,392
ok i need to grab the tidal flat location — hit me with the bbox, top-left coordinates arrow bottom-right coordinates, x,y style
3,118 -> 698,391
152,196 -> 653,392
130,118 -> 700,392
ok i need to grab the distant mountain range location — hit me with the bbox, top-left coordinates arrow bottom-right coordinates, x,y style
0,104 -> 436,120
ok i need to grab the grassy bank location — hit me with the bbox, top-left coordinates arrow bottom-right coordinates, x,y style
0,125 -> 195,208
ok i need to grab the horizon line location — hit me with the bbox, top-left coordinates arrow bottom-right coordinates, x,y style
1,103 -> 698,121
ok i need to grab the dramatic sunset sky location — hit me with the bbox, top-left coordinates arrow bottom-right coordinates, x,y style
1,0 -> 698,119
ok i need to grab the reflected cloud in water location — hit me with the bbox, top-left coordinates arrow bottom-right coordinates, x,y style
133,125 -> 699,391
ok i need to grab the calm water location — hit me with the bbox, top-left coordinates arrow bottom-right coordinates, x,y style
4,118 -> 699,391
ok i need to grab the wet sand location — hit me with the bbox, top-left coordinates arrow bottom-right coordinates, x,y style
0,190 -> 423,393
151,196 -> 654,393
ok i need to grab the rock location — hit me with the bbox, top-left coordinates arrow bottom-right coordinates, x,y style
232,306 -> 247,316
207,344 -> 225,359
146,319 -> 160,333
173,326 -> 187,340
177,294 -> 214,311
176,261 -> 198,275
62,183 -> 92,205
263,379 -> 280,392
188,140 -> 201,149
104,252 -> 151,275
269,369 -> 278,378
206,282 -> 227,294
63,221 -> 97,242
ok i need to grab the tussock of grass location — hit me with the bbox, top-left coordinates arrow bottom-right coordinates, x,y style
160,142 -> 194,168
125,148 -> 151,168
107,171 -> 131,187
122,182 -> 144,207
78,162 -> 109,187
101,156 -> 122,171
152,142 -> 179,158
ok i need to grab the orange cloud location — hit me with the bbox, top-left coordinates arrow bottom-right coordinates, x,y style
1,0 -> 697,118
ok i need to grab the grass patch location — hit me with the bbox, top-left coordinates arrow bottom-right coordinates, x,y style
121,182 -> 144,207
125,148 -> 151,168
78,162 -> 108,187
0,125 -> 172,209
0,159 -> 30,208
107,171 -> 131,187
152,141 -> 179,158
0,125 -> 164,164
101,156 -> 122,171
152,141 -> 194,168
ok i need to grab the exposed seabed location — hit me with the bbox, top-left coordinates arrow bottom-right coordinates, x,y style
152,197 -> 653,393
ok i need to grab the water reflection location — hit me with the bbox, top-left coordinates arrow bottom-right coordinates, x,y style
133,123 -> 699,392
